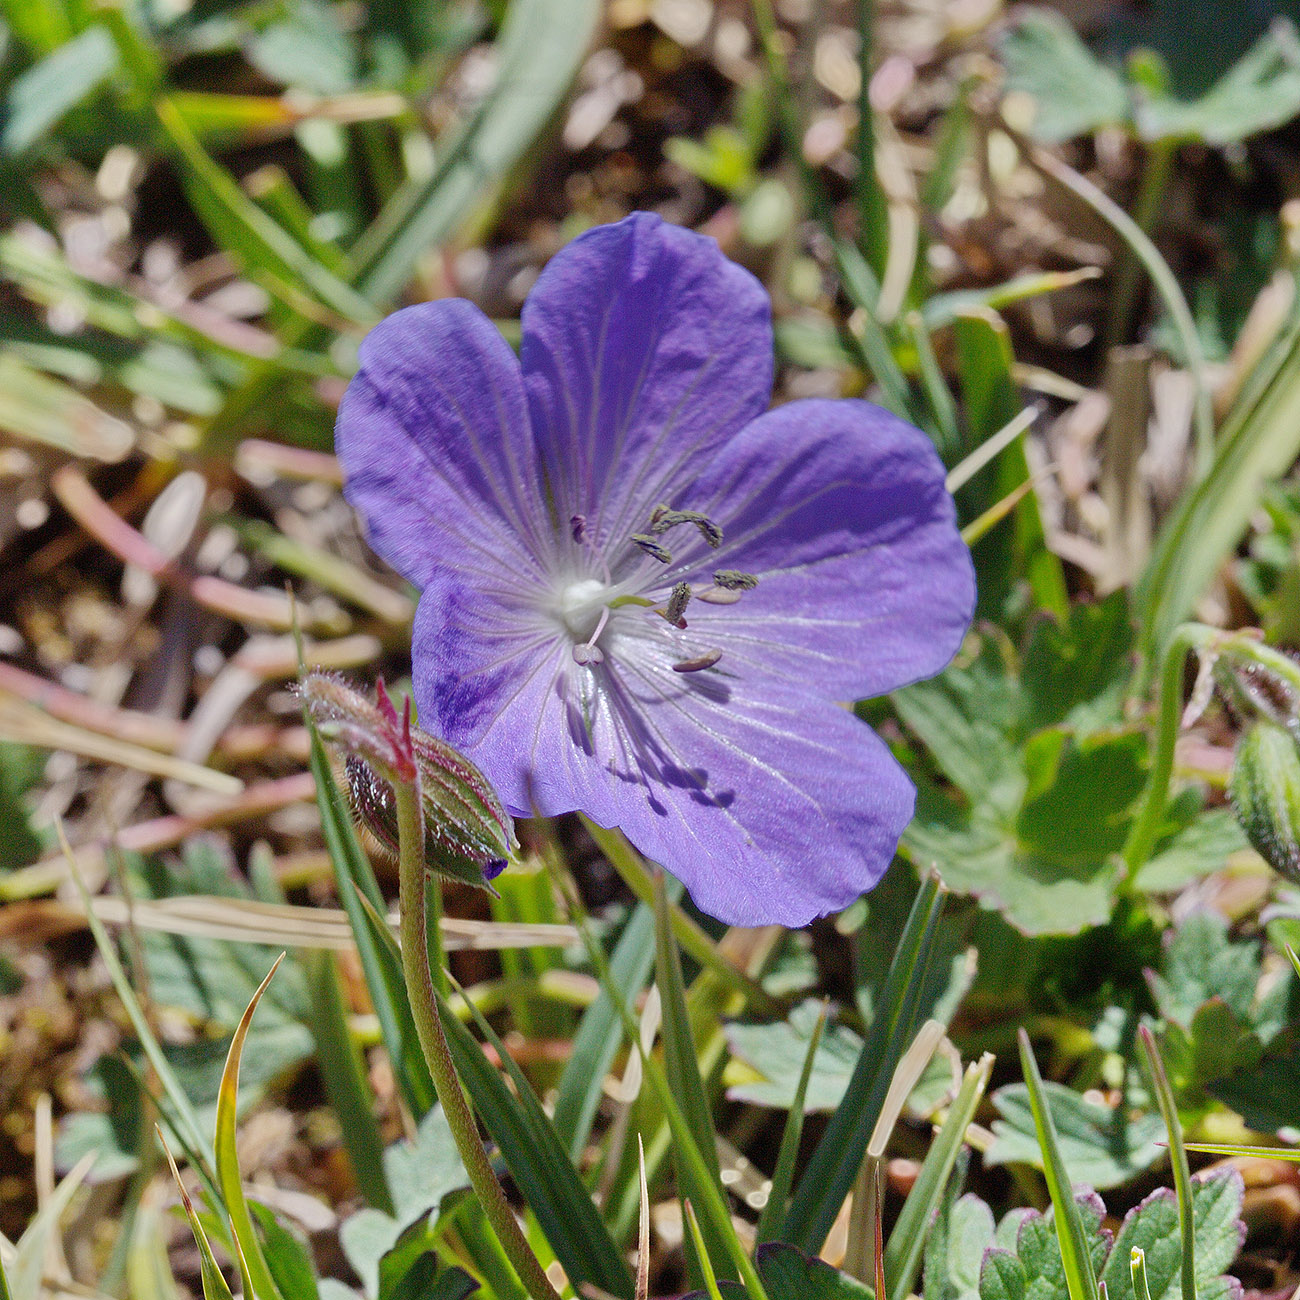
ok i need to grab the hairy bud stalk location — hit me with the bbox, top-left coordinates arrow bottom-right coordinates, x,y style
300,672 -> 516,892
1229,721 -> 1300,884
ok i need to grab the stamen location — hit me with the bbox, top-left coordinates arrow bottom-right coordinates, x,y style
663,581 -> 691,628
673,649 -> 722,673
694,584 -> 743,606
570,514 -> 613,583
648,504 -> 723,549
632,534 -> 672,564
713,569 -> 759,590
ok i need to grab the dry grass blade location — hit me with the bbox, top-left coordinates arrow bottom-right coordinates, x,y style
49,464 -> 313,631
0,354 -> 134,462
945,407 -> 1038,494
0,693 -> 242,794
636,1134 -> 650,1300
78,893 -> 580,952
868,1019 -> 946,1159
4,773 -> 316,900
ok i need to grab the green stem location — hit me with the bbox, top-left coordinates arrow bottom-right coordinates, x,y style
1104,138 -> 1177,351
1123,623 -> 1217,873
1028,143 -> 1214,473
1123,621 -> 1300,873
394,781 -> 561,1300
1138,1026 -> 1197,1300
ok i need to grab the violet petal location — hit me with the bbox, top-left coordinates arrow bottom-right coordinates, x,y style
337,299 -> 550,590
521,212 -> 772,550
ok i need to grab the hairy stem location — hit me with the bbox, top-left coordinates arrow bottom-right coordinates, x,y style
1123,623 -> 1217,873
394,780 -> 561,1300
1123,621 -> 1300,873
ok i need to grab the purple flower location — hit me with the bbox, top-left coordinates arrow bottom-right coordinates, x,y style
336,213 -> 974,927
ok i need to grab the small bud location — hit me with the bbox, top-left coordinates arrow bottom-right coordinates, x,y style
1215,650 -> 1300,731
1228,721 -> 1300,884
301,672 -> 516,892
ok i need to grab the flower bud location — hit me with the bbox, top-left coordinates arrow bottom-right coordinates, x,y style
1228,720 -> 1300,885
301,673 -> 516,892
1215,651 -> 1300,732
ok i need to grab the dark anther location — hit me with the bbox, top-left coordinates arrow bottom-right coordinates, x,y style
571,514 -> 587,543
648,504 -> 723,549
632,534 -> 672,564
712,569 -> 760,591
664,581 -> 691,627
673,649 -> 722,673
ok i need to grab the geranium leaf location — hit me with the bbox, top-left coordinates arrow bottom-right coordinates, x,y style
986,1082 -> 1165,1190
1097,1173 -> 1245,1300
1000,11 -> 1129,142
338,1106 -> 468,1299
724,1002 -> 863,1111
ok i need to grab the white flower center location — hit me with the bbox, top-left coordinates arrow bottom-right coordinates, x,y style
556,577 -> 613,643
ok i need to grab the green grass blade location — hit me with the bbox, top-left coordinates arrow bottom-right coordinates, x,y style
152,98 -> 378,325
884,1052 -> 994,1300
566,896 -> 770,1300
245,164 -> 350,275
1138,1025 -> 1197,1300
437,981 -> 636,1299
782,872 -> 945,1252
653,873 -> 731,1284
1029,145 -> 1213,468
683,1202 -> 728,1300
1136,295 -> 1300,684
59,825 -> 213,1180
158,1132 -> 238,1300
1131,1248 -> 1153,1300
552,899 -> 657,1161
0,353 -> 134,461
906,311 -> 961,459
0,0 -> 71,53
303,949 -> 394,1213
581,819 -> 781,1015
922,268 -> 1102,332
304,717 -> 436,1117
1,24 -> 118,154
756,1005 -> 827,1244
833,239 -> 918,421
352,0 -> 600,305
444,1197 -> 530,1300
953,308 -> 1068,620
1017,1029 -> 1100,1300
215,955 -> 289,1300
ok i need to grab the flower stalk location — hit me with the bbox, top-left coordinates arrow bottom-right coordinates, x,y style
1124,621 -> 1300,873
393,775 -> 562,1300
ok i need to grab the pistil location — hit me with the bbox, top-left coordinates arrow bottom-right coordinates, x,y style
558,505 -> 760,676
